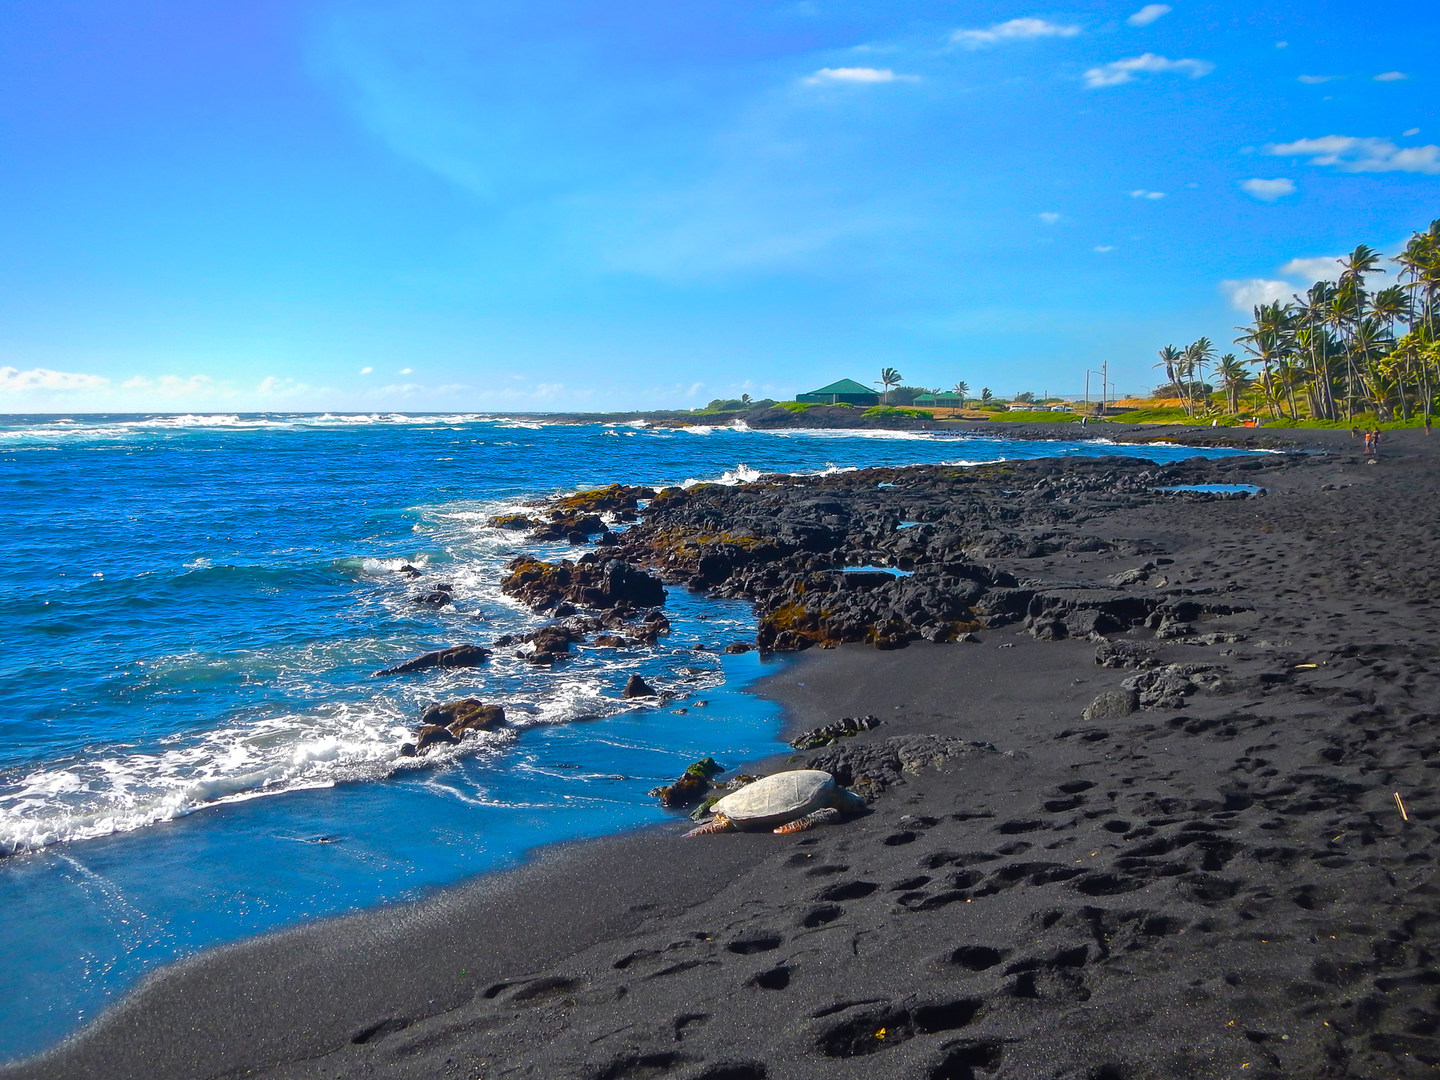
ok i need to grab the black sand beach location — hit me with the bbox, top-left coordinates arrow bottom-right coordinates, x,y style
9,428 -> 1440,1080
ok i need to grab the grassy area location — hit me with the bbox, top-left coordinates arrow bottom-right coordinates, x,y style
986,410 -> 1083,423
1259,414 -> 1434,430
861,405 -> 934,419
1106,407 -> 1193,424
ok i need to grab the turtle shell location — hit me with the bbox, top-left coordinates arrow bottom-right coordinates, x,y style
711,769 -> 836,831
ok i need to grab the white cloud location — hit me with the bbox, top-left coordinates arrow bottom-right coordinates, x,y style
1127,5 -> 1171,27
1084,53 -> 1214,88
801,67 -> 915,86
1404,128 -> 1421,137
256,376 -> 322,398
1221,279 -> 1294,311
1129,189 -> 1165,199
1298,74 -> 1338,84
155,375 -> 214,396
0,366 -> 110,393
399,367 -> 414,374
1094,245 -> 1115,252
1279,256 -> 1346,282
951,17 -> 1080,47
1267,135 -> 1440,174
1038,211 -> 1061,224
1374,71 -> 1409,82
359,366 -> 373,374
1240,177 -> 1296,201
1275,41 -> 1288,49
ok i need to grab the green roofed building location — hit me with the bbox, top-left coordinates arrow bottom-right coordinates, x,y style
795,378 -> 880,406
913,392 -> 962,408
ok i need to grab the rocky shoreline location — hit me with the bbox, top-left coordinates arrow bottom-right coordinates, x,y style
10,426 -> 1439,1080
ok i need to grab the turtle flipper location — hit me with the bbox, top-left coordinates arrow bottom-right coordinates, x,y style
685,814 -> 735,837
774,807 -> 843,834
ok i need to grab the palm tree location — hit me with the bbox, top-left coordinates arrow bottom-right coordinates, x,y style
952,380 -> 970,404
1215,354 -> 1250,414
980,387 -> 993,404
1153,344 -> 1182,402
1182,337 -> 1217,417
1236,302 -> 1293,419
877,367 -> 902,404
1294,281 -> 1339,419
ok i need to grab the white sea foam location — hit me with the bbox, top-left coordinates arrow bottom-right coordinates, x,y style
681,463 -> 764,488
0,702 -> 421,855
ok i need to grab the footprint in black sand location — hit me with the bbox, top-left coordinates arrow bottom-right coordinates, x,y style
996,819 -> 1046,835
586,1051 -> 686,1080
748,965 -> 792,990
482,975 -> 583,1003
690,1064 -> 768,1080
673,1013 -> 710,1040
800,904 -> 844,928
815,999 -> 983,1058
350,1017 -> 410,1045
817,880 -> 878,902
945,945 -> 1008,971
726,935 -> 783,955
928,1039 -> 1005,1080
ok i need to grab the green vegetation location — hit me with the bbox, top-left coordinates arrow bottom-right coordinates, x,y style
987,410 -> 1083,423
878,366 -> 902,404
1144,217 -> 1440,424
862,405 -> 933,419
692,395 -> 777,416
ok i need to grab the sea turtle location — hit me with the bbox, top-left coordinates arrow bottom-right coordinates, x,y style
685,769 -> 866,836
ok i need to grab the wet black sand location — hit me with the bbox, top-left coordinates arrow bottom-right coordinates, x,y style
9,428 -> 1439,1080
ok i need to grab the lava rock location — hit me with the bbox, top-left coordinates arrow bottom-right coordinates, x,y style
623,674 -> 658,698
374,644 -> 491,676
420,699 -> 506,733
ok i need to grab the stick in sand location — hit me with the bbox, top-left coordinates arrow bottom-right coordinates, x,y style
1393,791 -> 1409,822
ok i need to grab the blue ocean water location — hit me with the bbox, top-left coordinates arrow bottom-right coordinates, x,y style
0,413 -> 1247,1062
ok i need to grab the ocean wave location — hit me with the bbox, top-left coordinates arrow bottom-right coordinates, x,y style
0,702 -> 423,855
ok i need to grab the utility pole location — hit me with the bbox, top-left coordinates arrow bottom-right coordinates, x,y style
1101,360 -> 1108,416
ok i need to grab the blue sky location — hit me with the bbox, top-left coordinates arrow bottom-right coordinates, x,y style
0,0 -> 1435,412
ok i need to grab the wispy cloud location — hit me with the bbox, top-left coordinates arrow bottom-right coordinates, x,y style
1297,74 -> 1338,84
1084,53 -> 1214,88
1038,211 -> 1061,224
399,367 -> 414,374
1129,189 -> 1165,200
950,18 -> 1080,48
1374,71 -> 1409,82
1094,245 -> 1115,252
1127,5 -> 1171,27
1405,128 -> 1421,137
0,366 -> 109,393
1267,135 -> 1440,174
1240,177 -> 1295,201
359,366 -> 373,374
801,67 -> 915,86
